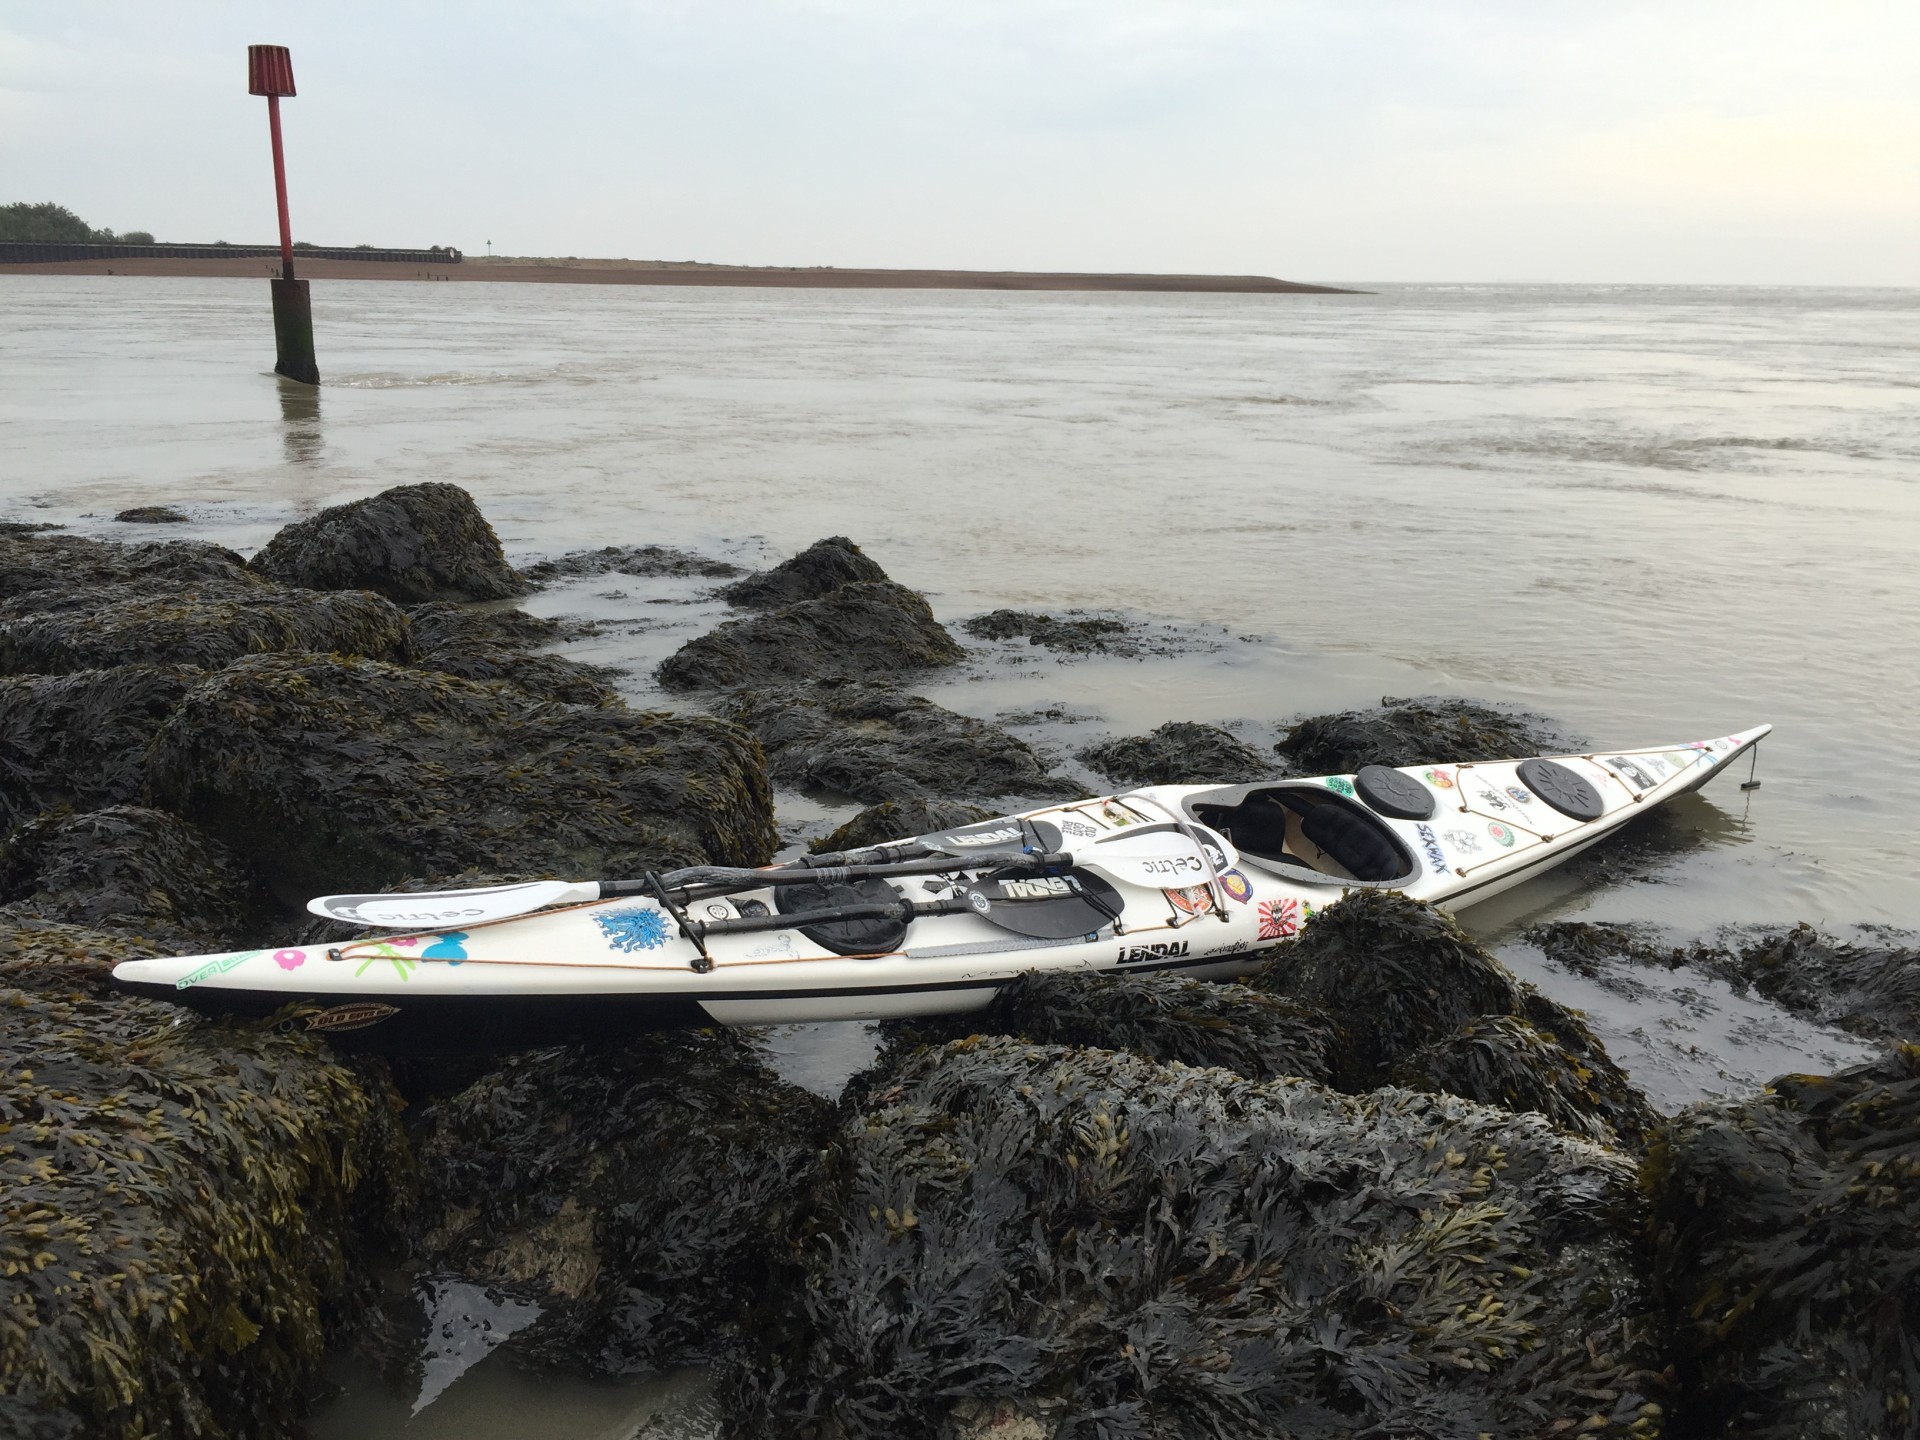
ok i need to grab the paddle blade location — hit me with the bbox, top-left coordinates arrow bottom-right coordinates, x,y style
305,880 -> 599,928
1077,822 -> 1237,890
960,870 -> 1123,939
919,817 -> 1065,859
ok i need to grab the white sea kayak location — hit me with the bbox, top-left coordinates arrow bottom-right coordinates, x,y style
109,724 -> 1769,1050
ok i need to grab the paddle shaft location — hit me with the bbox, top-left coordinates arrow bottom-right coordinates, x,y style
668,851 -> 1068,904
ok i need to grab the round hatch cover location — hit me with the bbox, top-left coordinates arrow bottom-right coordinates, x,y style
1354,765 -> 1436,820
1515,758 -> 1604,821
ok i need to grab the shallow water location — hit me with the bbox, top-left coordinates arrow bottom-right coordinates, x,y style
3,275 -> 1914,1430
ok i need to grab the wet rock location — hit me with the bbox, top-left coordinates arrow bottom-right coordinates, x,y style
410,1032 -> 832,1378
0,522 -> 63,537
659,581 -> 963,691
0,579 -> 411,676
111,505 -> 189,524
1078,721 -> 1273,786
723,1036 -> 1662,1439
0,988 -> 409,1440
524,544 -> 744,583
729,683 -> 1084,804
249,482 -> 529,602
0,532 -> 252,601
719,535 -> 887,609
1262,890 -> 1654,1145
1277,695 -> 1566,774
1647,1045 -> 1920,1439
0,666 -> 197,831
144,653 -> 778,903
963,608 -> 1132,654
810,798 -> 996,854
406,601 -> 620,707
1534,920 -> 1920,1045
0,807 -> 271,953
881,970 -> 1341,1085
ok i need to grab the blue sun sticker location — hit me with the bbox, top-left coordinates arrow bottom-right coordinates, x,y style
595,905 -> 672,953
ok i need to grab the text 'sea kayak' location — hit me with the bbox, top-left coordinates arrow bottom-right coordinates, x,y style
110,725 -> 1769,1051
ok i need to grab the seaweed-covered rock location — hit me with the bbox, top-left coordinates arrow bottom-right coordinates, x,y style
0,533 -> 252,601
1277,696 -> 1566,774
0,666 -> 197,831
962,608 -> 1132,654
0,580 -> 411,676
730,683 -> 1083,804
1647,1046 -> 1920,1439
810,798 -> 995,854
1534,920 -> 1920,1045
883,970 -> 1340,1084
405,601 -> 619,707
144,653 -> 778,901
410,1032 -> 831,1377
0,807 -> 270,952
719,536 -> 887,609
524,544 -> 744,583
660,582 -> 963,691
249,482 -> 528,602
1391,1011 -> 1659,1149
724,1037 -> 1663,1439
111,506 -> 189,524
0,917 -> 151,996
0,990 -> 409,1440
1078,721 -> 1273,786
1263,891 -> 1654,1145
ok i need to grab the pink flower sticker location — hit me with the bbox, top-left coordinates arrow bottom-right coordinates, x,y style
389,936 -> 421,947
274,949 -> 306,971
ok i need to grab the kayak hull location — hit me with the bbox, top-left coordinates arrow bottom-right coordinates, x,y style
110,725 -> 1769,1051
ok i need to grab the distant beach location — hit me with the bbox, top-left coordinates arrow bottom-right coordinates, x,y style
0,251 -> 1353,293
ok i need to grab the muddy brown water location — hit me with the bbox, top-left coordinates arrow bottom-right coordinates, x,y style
4,275 -> 1916,1434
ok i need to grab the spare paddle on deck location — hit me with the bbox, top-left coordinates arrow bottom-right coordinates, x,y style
305,818 -> 1235,930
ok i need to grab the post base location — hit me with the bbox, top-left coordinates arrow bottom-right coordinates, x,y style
271,276 -> 320,386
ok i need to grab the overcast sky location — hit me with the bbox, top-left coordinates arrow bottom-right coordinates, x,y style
4,2 -> 1917,284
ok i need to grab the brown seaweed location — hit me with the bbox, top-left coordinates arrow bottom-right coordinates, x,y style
658,582 -> 964,691
1277,696 -> 1569,774
1078,721 -> 1274,786
249,482 -> 529,602
0,666 -> 197,831
718,535 -> 888,609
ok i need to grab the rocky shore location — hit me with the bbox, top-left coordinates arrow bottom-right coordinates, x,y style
1,484 -> 1914,1439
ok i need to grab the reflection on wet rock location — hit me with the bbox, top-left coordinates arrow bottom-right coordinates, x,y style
409,1032 -> 832,1378
250,482 -> 529,603
658,581 -> 964,691
729,682 -> 1084,804
524,544 -> 743,584
1647,1046 -> 1920,1439
1533,920 -> 1920,1045
718,535 -> 888,609
1078,720 -> 1273,786
0,989 -> 409,1440
725,1037 -> 1662,1439
1277,696 -> 1567,774
143,653 -> 777,899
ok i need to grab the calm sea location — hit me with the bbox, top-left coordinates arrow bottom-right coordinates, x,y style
4,274 -> 1916,1434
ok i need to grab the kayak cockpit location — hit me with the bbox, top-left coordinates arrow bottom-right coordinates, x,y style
1182,782 -> 1420,886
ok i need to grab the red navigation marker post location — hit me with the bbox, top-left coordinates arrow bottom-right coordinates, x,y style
248,45 -> 318,385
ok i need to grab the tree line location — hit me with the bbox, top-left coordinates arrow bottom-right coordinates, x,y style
0,202 -> 153,245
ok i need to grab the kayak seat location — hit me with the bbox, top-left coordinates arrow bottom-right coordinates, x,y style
1299,802 -> 1406,882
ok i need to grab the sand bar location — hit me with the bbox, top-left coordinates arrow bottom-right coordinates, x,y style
0,253 -> 1354,293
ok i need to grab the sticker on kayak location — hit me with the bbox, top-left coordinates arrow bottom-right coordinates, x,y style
304,1002 -> 400,1033
1218,869 -> 1253,904
176,951 -> 266,989
1164,885 -> 1212,922
595,906 -> 672,953
922,818 -> 1063,855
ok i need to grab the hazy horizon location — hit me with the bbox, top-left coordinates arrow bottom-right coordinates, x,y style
4,1 -> 1916,287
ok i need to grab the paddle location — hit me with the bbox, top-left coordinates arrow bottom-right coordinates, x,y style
305,817 -> 1236,930
692,867 -> 1126,944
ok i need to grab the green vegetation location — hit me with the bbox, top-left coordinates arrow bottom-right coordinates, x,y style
0,202 -> 153,245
